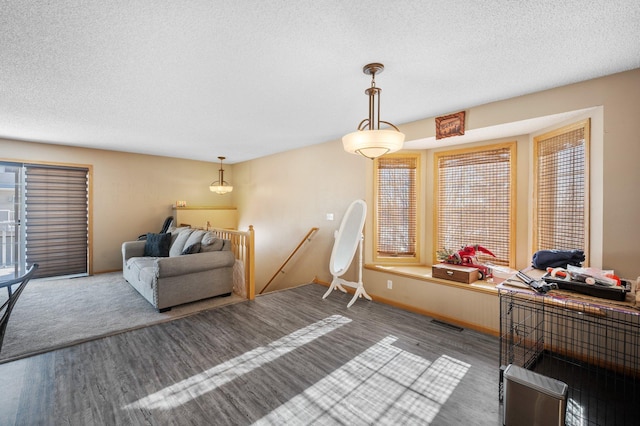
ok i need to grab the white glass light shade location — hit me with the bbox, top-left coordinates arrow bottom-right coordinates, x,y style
210,184 -> 233,194
342,129 -> 405,159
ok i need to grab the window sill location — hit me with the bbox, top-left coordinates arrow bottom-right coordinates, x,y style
364,264 -> 499,296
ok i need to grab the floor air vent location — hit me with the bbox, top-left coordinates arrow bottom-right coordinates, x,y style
431,319 -> 463,332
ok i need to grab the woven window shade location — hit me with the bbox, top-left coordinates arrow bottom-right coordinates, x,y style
535,126 -> 586,252
376,156 -> 417,257
25,165 -> 89,278
436,147 -> 512,266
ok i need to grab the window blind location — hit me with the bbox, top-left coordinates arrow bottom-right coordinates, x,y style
534,122 -> 587,254
25,165 -> 89,278
435,145 -> 513,266
375,156 -> 417,258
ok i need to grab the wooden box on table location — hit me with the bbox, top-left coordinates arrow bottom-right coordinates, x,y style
432,263 -> 479,283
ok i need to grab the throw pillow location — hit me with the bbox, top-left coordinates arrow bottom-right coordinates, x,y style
170,229 -> 194,257
201,232 -> 224,252
143,233 -> 172,257
181,242 -> 201,255
184,230 -> 207,249
169,226 -> 191,246
201,231 -> 216,246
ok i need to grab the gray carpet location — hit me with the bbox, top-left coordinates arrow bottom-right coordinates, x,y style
0,272 -> 243,363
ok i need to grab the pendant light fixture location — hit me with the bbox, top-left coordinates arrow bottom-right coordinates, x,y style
342,62 -> 405,159
209,156 -> 233,194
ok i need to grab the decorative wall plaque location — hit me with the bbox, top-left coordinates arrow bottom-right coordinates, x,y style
436,111 -> 465,139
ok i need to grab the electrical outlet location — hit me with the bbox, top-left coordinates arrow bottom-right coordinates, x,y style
387,280 -> 393,290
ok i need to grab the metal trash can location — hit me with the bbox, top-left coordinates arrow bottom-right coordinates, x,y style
503,364 -> 568,426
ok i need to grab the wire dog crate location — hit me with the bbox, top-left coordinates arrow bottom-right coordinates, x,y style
498,287 -> 640,426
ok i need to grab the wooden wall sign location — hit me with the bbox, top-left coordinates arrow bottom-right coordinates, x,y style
435,111 -> 465,139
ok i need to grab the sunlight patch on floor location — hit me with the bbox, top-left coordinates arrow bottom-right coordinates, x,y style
252,335 -> 470,425
124,314 -> 351,411
566,398 -> 585,426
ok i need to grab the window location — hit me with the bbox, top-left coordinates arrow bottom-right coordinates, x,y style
374,154 -> 419,262
434,143 -> 515,267
533,119 -> 589,259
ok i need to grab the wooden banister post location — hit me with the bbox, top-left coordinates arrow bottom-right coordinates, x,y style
247,225 -> 255,300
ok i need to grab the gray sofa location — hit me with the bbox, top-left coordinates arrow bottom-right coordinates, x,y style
122,228 -> 235,312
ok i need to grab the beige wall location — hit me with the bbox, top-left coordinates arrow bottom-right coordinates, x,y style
0,140 -> 232,273
2,68 -> 638,333
232,140 -> 366,293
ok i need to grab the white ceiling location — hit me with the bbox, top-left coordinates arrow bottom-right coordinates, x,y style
1,1 -> 639,164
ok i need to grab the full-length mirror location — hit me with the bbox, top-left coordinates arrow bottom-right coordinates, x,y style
324,199 -> 371,307
329,199 -> 366,277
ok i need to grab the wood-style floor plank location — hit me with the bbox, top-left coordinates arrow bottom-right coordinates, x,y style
0,284 -> 501,425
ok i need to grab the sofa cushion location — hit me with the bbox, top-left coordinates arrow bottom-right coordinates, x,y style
201,231 -> 216,246
170,229 -> 194,257
201,232 -> 224,252
185,230 -> 207,249
143,233 -> 171,257
169,227 -> 191,246
181,242 -> 201,255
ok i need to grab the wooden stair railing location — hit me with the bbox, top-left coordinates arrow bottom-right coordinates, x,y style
260,227 -> 319,294
209,225 -> 255,300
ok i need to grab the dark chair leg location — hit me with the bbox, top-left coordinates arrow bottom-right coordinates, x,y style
0,264 -> 39,353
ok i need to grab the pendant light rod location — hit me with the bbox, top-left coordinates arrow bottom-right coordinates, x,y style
210,156 -> 233,194
217,156 -> 226,183
365,63 -> 383,131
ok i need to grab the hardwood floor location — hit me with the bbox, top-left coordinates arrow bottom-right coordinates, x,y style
0,284 -> 501,425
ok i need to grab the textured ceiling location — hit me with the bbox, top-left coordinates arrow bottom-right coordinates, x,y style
1,1 -> 639,164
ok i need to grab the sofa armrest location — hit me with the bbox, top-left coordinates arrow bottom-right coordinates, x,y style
155,250 -> 235,278
122,240 -> 146,262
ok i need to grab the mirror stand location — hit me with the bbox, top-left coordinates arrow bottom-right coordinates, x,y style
323,233 -> 372,307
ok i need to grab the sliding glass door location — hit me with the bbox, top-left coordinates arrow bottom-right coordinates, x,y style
0,161 -> 89,280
